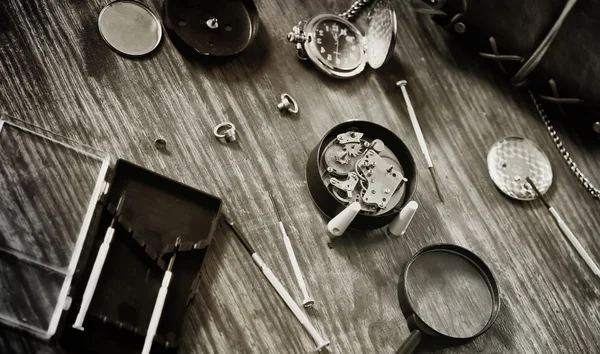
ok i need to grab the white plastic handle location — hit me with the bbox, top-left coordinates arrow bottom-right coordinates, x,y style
280,223 -> 313,306
142,272 -> 172,354
327,202 -> 361,237
388,201 -> 418,237
398,83 -> 433,168
73,228 -> 114,330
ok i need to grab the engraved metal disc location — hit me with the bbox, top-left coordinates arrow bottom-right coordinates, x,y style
487,136 -> 553,201
366,0 -> 397,69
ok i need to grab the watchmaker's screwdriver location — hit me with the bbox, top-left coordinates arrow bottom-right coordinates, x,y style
73,194 -> 126,331
397,80 -> 444,202
142,237 -> 181,354
269,193 -> 314,308
223,214 -> 330,352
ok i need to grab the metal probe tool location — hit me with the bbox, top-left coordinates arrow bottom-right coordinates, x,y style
223,214 -> 330,352
526,177 -> 600,277
73,194 -> 126,330
397,80 -> 444,202
142,238 -> 181,354
269,193 -> 314,308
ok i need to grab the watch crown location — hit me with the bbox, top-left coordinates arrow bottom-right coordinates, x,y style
287,30 -> 308,44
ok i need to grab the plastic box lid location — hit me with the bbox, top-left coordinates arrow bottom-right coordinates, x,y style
0,115 -> 109,339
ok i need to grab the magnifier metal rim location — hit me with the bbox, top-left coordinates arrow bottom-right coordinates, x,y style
399,244 -> 501,341
98,0 -> 163,57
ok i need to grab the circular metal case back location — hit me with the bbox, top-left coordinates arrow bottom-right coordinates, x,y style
487,136 -> 553,201
366,0 -> 397,69
98,0 -> 162,57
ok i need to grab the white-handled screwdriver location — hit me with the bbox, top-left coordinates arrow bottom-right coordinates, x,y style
397,80 -> 444,202
73,194 -> 126,331
269,193 -> 314,308
223,215 -> 330,352
142,238 -> 181,354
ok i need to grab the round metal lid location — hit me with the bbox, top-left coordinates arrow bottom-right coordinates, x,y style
98,1 -> 162,57
487,136 -> 553,201
366,0 -> 397,69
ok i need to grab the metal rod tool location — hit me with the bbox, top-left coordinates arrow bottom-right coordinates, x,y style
73,194 -> 126,331
526,177 -> 600,277
397,80 -> 444,202
269,193 -> 314,308
142,237 -> 181,354
223,214 -> 330,352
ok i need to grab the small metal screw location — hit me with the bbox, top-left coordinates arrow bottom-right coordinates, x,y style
384,188 -> 390,194
371,190 -> 376,194
154,138 -> 167,150
370,179 -> 375,183
206,18 -> 219,29
378,202 -> 385,208
386,165 -> 393,172
277,93 -> 299,114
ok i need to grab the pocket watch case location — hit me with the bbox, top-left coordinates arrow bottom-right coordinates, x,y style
288,0 -> 397,78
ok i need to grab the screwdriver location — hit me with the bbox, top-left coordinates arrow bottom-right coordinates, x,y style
142,237 -> 181,354
223,214 -> 330,352
397,80 -> 444,202
73,194 -> 126,331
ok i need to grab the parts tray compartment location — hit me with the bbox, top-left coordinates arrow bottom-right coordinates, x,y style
0,116 -> 222,354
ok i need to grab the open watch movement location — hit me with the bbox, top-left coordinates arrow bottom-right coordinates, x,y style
287,0 -> 397,78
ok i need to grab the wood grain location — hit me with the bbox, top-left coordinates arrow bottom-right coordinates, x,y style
1,0 -> 599,353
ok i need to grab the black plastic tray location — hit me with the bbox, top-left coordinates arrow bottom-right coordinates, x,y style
60,159 -> 222,354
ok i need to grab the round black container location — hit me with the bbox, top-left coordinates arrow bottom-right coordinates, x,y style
306,121 -> 418,230
163,0 -> 259,57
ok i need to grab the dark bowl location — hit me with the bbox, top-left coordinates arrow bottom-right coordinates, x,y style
306,121 -> 418,230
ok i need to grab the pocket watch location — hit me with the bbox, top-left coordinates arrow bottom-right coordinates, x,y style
287,0 -> 397,79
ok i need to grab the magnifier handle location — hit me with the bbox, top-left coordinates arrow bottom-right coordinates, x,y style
396,330 -> 422,354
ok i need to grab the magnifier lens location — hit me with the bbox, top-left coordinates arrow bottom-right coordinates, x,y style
406,251 -> 493,338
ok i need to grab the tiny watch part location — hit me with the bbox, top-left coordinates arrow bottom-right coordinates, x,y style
277,93 -> 299,114
287,0 -> 396,79
213,122 -> 237,143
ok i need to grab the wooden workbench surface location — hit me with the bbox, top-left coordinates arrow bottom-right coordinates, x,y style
1,0 -> 599,353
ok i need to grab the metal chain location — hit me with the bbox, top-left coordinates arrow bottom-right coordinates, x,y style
529,90 -> 600,200
339,0 -> 373,20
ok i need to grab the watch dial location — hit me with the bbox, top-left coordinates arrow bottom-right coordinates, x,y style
312,19 -> 362,70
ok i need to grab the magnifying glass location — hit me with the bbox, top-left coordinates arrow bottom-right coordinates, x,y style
396,244 -> 500,354
487,136 -> 600,277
